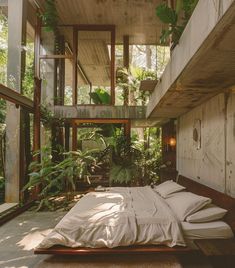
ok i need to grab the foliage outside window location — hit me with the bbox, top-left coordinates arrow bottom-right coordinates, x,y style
0,11 -> 7,86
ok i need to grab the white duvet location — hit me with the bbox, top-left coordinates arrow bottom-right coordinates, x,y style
37,187 -> 186,248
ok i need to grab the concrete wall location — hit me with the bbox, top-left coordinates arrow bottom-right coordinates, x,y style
177,92 -> 235,197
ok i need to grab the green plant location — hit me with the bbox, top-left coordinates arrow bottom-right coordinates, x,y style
0,100 -> 6,125
133,127 -> 162,184
116,66 -> 157,105
156,0 -> 198,45
0,176 -> 4,191
22,42 -> 34,100
77,128 -> 107,148
0,176 -> 4,204
40,105 -> 64,129
103,134 -> 141,185
89,87 -> 111,104
0,12 -> 7,85
56,149 -> 98,188
23,146 -> 97,211
89,89 -> 119,137
40,0 -> 59,33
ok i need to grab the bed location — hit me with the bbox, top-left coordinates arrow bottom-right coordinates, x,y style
35,175 -> 235,255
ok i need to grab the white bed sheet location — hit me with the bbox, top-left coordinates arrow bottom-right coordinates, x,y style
182,221 -> 234,240
37,187 -> 185,249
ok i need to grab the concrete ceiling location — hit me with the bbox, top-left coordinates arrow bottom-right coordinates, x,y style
29,0 -> 165,88
32,0 -> 164,45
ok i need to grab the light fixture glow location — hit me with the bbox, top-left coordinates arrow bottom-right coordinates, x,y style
169,137 -> 176,146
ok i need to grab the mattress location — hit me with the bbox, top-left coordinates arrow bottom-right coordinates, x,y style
37,187 -> 185,249
182,221 -> 234,240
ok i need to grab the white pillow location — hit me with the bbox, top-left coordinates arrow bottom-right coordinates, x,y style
154,180 -> 185,198
166,191 -> 212,221
186,204 -> 227,223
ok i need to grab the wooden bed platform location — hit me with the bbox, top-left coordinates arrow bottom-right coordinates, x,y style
34,175 -> 235,255
34,244 -> 195,255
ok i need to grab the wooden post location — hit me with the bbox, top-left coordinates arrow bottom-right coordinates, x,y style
58,35 -> 65,106
111,27 -> 116,105
72,122 -> 77,151
124,120 -> 131,141
34,10 -> 41,80
72,27 -> 78,105
72,27 -> 78,150
33,78 -> 41,156
123,35 -> 129,106
20,110 -> 32,202
33,13 -> 41,158
123,35 -> 129,70
64,123 -> 70,151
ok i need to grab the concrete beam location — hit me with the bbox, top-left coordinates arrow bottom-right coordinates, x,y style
53,105 -> 146,120
0,0 -> 7,6
147,0 -> 235,120
131,118 -> 169,128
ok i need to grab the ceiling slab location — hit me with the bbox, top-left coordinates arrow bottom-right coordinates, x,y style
36,0 -> 164,45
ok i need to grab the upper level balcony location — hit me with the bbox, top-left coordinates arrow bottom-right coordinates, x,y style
147,0 -> 235,120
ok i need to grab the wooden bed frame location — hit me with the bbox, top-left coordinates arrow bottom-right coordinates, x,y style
34,175 -> 235,255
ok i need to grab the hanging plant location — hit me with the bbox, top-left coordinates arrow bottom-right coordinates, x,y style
40,0 -> 59,33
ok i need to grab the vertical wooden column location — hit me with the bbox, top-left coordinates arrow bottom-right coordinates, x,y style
64,123 -> 70,152
20,110 -> 32,201
31,13 -> 42,200
33,13 -> 41,158
123,35 -> 129,106
59,36 -> 66,151
33,78 -> 41,154
54,36 -> 65,153
72,27 -> 78,150
58,35 -> 65,106
123,35 -> 129,69
5,0 -> 27,203
124,120 -> 131,141
111,27 -> 116,105
34,10 -> 41,80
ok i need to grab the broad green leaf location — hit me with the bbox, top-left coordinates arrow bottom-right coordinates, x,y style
156,4 -> 177,25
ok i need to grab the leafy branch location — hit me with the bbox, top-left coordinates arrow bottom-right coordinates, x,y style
40,0 -> 59,33
23,146 -> 98,211
156,0 -> 198,46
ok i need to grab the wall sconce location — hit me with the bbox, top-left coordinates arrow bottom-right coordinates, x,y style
193,119 -> 201,150
169,137 -> 176,147
164,137 -> 176,152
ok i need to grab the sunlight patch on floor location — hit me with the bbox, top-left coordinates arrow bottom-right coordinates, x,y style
17,229 -> 53,250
